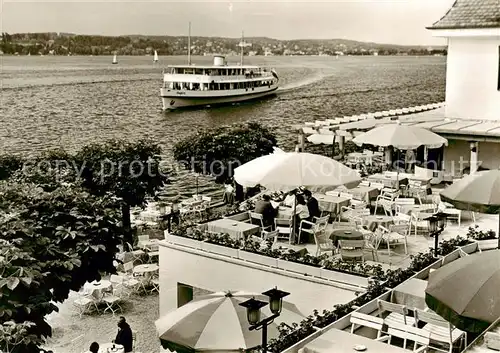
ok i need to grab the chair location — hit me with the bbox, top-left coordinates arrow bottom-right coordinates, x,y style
407,180 -> 428,204
350,312 -> 384,338
73,289 -> 98,318
379,224 -> 408,256
103,285 -> 126,315
126,243 -> 145,264
262,230 -> 279,247
363,230 -> 382,261
249,212 -> 272,232
150,274 -> 160,293
394,198 -> 416,214
414,309 -> 467,353
132,331 -> 137,352
339,240 -> 365,262
377,300 -> 416,327
196,196 -> 211,218
137,235 -> 150,249
298,215 -> 329,244
438,202 -> 461,227
313,230 -> 336,256
274,216 -> 293,244
382,322 -> 430,352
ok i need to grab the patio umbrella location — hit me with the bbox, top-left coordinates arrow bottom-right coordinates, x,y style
352,123 -> 447,188
440,170 -> 500,248
155,291 -> 304,352
351,122 -> 447,150
425,250 -> 500,333
233,152 -> 361,192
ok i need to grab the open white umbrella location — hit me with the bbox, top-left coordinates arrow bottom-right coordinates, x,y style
440,170 -> 500,248
156,291 -> 304,352
352,123 -> 447,188
233,152 -> 360,192
352,123 -> 447,150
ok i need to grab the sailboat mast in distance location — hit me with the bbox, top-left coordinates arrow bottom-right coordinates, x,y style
187,22 -> 191,65
238,31 -> 251,66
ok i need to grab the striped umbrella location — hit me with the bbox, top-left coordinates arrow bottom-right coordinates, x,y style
155,291 -> 304,352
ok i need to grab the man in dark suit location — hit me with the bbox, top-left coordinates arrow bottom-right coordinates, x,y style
113,316 -> 133,353
253,194 -> 277,228
303,189 -> 321,220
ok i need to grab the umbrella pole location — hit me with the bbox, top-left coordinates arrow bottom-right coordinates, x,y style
292,194 -> 297,244
332,135 -> 336,158
396,149 -> 400,191
498,213 -> 500,249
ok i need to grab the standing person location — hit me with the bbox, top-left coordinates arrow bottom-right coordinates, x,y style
302,189 -> 321,219
113,316 -> 133,353
405,149 -> 416,173
222,179 -> 235,205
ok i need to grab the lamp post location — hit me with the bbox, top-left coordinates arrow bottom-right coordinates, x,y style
239,287 -> 290,353
428,212 -> 447,257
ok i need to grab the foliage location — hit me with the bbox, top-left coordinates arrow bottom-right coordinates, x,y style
0,155 -> 24,181
75,139 -> 167,208
0,321 -> 37,353
466,225 -> 497,241
0,180 -> 124,353
173,122 -> 277,183
75,139 -> 168,244
436,236 -> 471,256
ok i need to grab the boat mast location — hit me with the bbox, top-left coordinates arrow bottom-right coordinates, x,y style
188,22 -> 191,65
240,31 -> 244,66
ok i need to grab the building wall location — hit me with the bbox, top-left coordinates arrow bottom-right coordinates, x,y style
158,244 -> 359,317
445,37 -> 500,121
443,139 -> 500,175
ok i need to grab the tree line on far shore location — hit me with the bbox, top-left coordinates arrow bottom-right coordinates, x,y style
0,32 -> 447,57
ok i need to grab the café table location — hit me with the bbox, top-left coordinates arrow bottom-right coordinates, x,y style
363,215 -> 394,232
368,173 -> 408,189
205,218 -> 260,241
330,229 -> 364,246
392,277 -> 428,310
350,185 -> 379,203
84,280 -> 112,295
134,264 -> 159,291
299,328 -> 408,353
314,194 -> 350,214
99,342 -> 124,353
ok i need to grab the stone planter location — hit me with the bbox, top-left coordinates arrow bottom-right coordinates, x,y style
277,259 -> 322,277
201,241 -> 239,258
476,239 -> 498,251
238,250 -> 278,268
167,234 -> 202,249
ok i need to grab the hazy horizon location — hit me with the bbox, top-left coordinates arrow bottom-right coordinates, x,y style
2,0 -> 455,46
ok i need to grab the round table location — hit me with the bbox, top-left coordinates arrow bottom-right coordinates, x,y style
363,215 -> 394,232
99,342 -> 124,353
85,280 -> 112,292
330,229 -> 364,246
134,264 -> 159,281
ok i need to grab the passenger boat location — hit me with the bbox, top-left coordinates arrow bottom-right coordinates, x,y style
160,26 -> 279,110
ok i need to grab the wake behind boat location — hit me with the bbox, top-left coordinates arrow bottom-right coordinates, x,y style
160,25 -> 278,110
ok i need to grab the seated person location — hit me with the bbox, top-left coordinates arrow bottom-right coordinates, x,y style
303,189 -> 321,219
253,194 -> 277,228
293,194 -> 310,244
223,180 -> 235,205
282,190 -> 296,207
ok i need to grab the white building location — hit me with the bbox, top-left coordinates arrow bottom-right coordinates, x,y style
421,0 -> 500,175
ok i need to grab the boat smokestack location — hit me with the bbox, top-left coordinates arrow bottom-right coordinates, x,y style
213,55 -> 225,66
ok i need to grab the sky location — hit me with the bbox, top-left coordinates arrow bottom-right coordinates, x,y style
1,0 -> 456,45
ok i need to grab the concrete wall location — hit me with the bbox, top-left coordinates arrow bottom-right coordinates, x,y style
445,37 -> 500,121
444,139 -> 500,175
158,242 -> 360,317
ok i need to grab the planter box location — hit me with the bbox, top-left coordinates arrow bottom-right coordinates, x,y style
167,234 -> 202,249
319,268 -> 368,289
476,239 -> 498,251
238,250 -> 278,268
201,241 -> 239,258
281,327 -> 321,353
277,259 -> 322,277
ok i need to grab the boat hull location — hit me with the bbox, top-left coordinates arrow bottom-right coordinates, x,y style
161,86 -> 278,110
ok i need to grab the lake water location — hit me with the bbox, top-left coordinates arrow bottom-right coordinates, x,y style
0,55 -> 446,199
